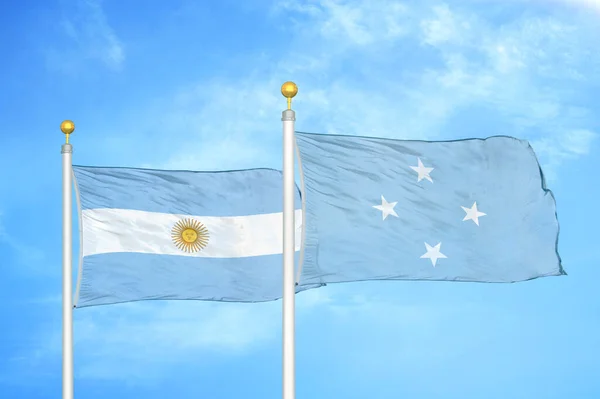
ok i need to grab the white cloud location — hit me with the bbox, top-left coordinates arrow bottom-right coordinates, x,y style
9,288 -> 332,383
552,0 -> 600,15
413,4 -> 598,173
46,0 -> 124,72
530,128 -> 597,180
274,0 -> 409,46
420,4 -> 473,46
81,1 -> 596,175
560,129 -> 596,155
0,211 -> 45,268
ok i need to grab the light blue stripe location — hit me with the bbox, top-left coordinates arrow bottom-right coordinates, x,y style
76,252 -> 321,307
73,166 -> 301,215
295,132 -> 564,285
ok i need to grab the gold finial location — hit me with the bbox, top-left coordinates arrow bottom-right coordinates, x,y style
60,120 -> 75,144
281,81 -> 298,110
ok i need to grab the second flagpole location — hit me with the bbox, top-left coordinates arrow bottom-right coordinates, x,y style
281,82 -> 298,399
61,120 -> 75,399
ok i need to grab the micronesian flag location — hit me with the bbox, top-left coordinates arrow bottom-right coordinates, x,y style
294,132 -> 565,285
72,166 -> 314,308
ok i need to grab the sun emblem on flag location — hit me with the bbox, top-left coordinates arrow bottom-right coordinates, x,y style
171,218 -> 209,253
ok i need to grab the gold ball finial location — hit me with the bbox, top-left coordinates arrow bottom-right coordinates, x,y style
281,82 -> 298,110
281,81 -> 298,99
61,120 -> 75,135
60,120 -> 75,144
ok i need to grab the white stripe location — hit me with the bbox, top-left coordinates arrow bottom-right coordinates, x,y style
82,208 -> 303,258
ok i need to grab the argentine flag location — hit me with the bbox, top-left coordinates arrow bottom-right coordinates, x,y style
72,166 -> 311,308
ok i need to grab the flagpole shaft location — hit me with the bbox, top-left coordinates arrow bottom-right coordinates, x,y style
62,142 -> 74,399
282,107 -> 296,399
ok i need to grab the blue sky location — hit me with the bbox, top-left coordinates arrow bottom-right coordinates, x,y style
1,0 -> 599,398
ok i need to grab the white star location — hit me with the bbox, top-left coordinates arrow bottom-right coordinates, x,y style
461,202 -> 486,226
420,242 -> 447,267
410,158 -> 434,183
372,195 -> 398,220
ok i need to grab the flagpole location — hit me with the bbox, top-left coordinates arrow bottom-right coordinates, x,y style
281,81 -> 298,399
61,120 -> 75,399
